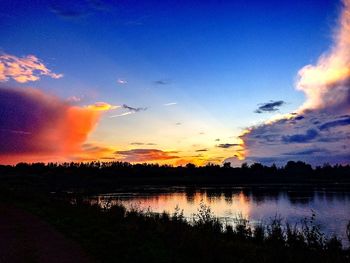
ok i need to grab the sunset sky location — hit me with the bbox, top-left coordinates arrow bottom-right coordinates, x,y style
0,0 -> 349,166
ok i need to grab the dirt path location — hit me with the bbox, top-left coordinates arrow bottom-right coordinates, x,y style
0,204 -> 92,263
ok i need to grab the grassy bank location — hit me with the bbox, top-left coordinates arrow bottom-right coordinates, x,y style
2,186 -> 349,263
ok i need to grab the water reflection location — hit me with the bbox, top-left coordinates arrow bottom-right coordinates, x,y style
87,187 -> 350,245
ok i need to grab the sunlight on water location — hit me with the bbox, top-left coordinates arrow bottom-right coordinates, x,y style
88,187 -> 350,245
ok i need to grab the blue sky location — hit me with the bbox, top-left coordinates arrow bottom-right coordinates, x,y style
1,0 -> 349,165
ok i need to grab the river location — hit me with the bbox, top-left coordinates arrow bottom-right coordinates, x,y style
86,186 -> 350,246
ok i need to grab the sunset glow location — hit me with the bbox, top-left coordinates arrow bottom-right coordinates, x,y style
0,0 -> 349,166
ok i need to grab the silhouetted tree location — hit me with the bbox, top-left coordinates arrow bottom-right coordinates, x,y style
223,162 -> 231,168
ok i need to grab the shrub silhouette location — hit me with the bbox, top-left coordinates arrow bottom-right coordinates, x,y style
1,187 -> 350,263
1,161 -> 350,262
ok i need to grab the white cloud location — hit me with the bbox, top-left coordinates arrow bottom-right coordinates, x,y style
163,102 -> 177,106
0,53 -> 63,83
117,78 -> 127,84
109,111 -> 135,118
230,0 -> 350,166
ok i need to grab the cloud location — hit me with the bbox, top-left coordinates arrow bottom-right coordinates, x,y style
110,112 -> 135,118
50,0 -> 110,19
154,79 -> 170,85
130,142 -> 144,145
66,96 -> 82,103
0,53 -> 63,83
294,115 -> 305,120
130,142 -> 157,146
117,79 -> 127,84
216,143 -> 240,149
319,116 -> 350,130
114,149 -> 179,162
70,143 -> 116,161
282,129 -> 319,143
87,102 -> 120,111
82,143 -> 112,153
295,0 -> 350,113
109,104 -> 147,118
195,148 -> 208,152
75,143 -> 115,161
228,0 -> 350,166
163,102 -> 177,106
122,104 -> 147,112
283,148 -> 329,156
0,87 -> 102,164
255,100 -> 286,113
236,111 -> 350,166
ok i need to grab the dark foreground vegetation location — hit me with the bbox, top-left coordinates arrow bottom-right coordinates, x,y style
1,161 -> 350,193
1,185 -> 350,263
1,161 -> 349,262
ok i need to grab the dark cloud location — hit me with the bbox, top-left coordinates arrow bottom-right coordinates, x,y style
114,149 -> 179,162
319,117 -> 350,130
50,0 -> 90,19
216,143 -> 240,149
283,148 -> 329,156
0,87 -> 100,163
282,129 -> 319,143
195,148 -> 208,152
237,110 -> 350,166
0,87 -> 62,154
50,0 -> 110,19
294,115 -> 305,120
255,100 -> 286,113
154,79 -> 171,85
191,154 -> 204,158
122,104 -> 147,112
215,138 -> 220,141
130,142 -> 157,146
175,122 -> 182,126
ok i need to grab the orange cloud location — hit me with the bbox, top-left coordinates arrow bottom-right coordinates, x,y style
0,53 -> 63,83
87,102 -> 120,111
115,149 -> 179,162
0,87 -> 101,164
71,143 -> 116,162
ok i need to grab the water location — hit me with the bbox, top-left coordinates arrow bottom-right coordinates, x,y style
87,186 -> 350,246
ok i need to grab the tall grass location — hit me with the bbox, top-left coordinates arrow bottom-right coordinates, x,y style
4,191 -> 350,263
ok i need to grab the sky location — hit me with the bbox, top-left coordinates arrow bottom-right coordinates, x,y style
0,0 -> 349,166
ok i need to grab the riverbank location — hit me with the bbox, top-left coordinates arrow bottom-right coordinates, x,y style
1,185 -> 349,263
